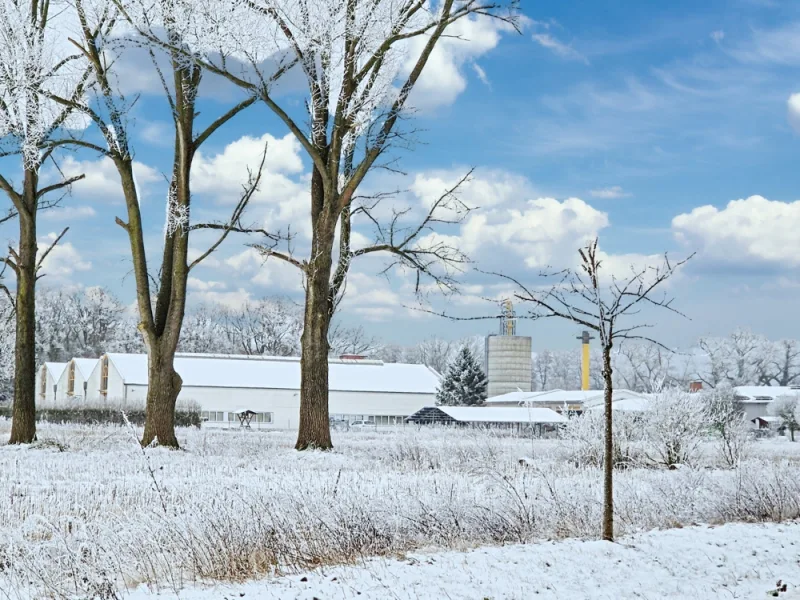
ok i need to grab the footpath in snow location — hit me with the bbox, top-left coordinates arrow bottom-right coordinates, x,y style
132,521 -> 800,600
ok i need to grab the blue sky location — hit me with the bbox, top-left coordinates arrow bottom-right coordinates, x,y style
3,0 -> 800,351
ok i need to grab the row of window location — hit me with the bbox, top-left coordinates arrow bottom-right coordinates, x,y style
200,411 -> 273,424
330,414 -> 407,426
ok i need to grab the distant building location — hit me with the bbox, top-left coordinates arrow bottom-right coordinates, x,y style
406,405 -> 567,434
37,362 -> 67,406
55,358 -> 98,405
84,353 -> 439,429
485,388 -> 647,413
734,386 -> 800,422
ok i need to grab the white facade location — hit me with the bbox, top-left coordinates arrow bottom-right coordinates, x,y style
55,358 -> 98,405
85,353 -> 439,429
37,362 -> 67,406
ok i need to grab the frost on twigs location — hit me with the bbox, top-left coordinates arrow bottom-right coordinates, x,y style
164,182 -> 189,237
0,0 -> 89,169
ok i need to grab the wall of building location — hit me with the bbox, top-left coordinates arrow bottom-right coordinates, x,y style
85,359 -> 126,405
119,385 -> 434,430
485,335 -> 532,398
38,367 -> 59,406
56,363 -> 92,405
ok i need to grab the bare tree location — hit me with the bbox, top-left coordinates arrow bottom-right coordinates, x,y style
116,0 -> 521,449
493,239 -> 692,541
770,395 -> 800,442
50,0 -> 265,447
763,340 -> 800,387
0,0 -> 88,443
222,298 -> 303,357
328,323 -> 379,356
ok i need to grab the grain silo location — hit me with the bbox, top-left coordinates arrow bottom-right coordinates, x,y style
485,300 -> 532,398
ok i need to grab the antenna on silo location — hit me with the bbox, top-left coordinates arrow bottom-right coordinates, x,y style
499,298 -> 516,336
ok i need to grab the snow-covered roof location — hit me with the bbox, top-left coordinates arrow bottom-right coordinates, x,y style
435,406 -> 568,424
43,362 -> 67,380
484,390 -> 558,404
586,396 -> 651,412
487,389 -> 646,407
104,353 -> 439,394
734,386 -> 800,403
72,358 -> 98,378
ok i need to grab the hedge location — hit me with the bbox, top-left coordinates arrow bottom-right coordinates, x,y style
0,407 -> 201,428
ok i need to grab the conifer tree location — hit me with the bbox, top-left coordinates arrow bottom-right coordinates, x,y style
436,346 -> 488,406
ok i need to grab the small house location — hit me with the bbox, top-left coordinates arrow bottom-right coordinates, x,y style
56,358 -> 98,405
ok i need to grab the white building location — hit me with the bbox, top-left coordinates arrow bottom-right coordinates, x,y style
734,386 -> 800,422
85,353 -> 440,429
406,405 -> 567,433
486,388 -> 647,413
37,362 -> 67,406
55,358 -> 98,405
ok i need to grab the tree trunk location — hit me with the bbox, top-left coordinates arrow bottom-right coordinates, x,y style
601,343 -> 614,542
296,214 -> 335,451
140,341 -> 182,448
9,204 -> 37,444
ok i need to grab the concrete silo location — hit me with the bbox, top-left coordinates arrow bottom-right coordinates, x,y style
485,300 -> 532,398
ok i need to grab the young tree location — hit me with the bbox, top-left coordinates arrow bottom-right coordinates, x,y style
642,388 -> 707,467
0,0 -> 88,443
52,0 -> 265,447
770,395 -> 800,442
497,238 -> 692,541
702,384 -> 750,466
117,0 -> 520,450
435,345 -> 487,406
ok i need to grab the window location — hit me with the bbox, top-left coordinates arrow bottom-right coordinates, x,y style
100,356 -> 109,396
255,412 -> 273,424
67,362 -> 76,396
39,368 -> 47,399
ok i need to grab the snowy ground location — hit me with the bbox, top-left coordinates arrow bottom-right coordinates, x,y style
128,521 -> 800,599
0,423 -> 799,598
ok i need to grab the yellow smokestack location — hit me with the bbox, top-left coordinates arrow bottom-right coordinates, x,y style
576,330 -> 594,391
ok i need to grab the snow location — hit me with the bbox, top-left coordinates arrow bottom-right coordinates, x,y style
735,386 -> 800,402
72,357 -> 98,379
586,396 -> 652,412
105,353 -> 440,394
126,521 -> 800,599
43,361 -> 68,381
436,405 -> 568,424
484,390 -> 559,404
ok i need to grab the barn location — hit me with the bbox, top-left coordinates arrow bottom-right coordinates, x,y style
55,358 -> 98,405
406,405 -> 567,433
85,353 -> 440,429
37,362 -> 67,406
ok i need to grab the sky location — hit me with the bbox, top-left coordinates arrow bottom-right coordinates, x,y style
2,0 -> 800,351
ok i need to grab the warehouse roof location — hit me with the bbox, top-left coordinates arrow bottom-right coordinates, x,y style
408,406 -> 567,424
71,358 -> 98,378
103,353 -> 440,394
486,388 -> 645,406
734,386 -> 800,403
43,362 -> 68,380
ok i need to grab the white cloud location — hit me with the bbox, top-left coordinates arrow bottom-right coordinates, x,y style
41,205 -> 97,221
192,288 -> 252,309
672,195 -> 800,267
138,121 -> 172,146
788,93 -> 800,134
531,33 -> 589,64
406,15 -> 516,111
472,63 -> 490,87
729,22 -> 800,66
56,156 -> 161,204
411,168 -> 537,210
37,233 -> 91,279
187,277 -> 227,291
710,30 -> 725,43
192,132 -> 311,238
590,186 -> 631,199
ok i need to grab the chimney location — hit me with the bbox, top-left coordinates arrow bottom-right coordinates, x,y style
689,381 -> 703,393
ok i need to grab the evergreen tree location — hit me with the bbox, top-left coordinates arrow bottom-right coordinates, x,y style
436,346 -> 488,406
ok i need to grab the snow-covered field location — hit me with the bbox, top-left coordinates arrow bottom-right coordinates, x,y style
128,521 -> 800,599
1,422 -> 799,599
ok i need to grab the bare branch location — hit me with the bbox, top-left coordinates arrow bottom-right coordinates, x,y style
35,227 -> 69,276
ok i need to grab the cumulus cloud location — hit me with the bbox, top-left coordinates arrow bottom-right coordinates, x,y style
788,93 -> 800,134
55,156 -> 161,204
41,205 -> 97,221
405,14 -> 516,111
672,195 -> 800,267
410,168 -> 537,210
590,186 -> 631,199
187,277 -> 227,291
37,233 -> 91,279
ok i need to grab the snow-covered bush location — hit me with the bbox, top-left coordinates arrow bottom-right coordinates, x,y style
702,385 -> 751,467
560,410 -> 643,468
641,388 -> 708,467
